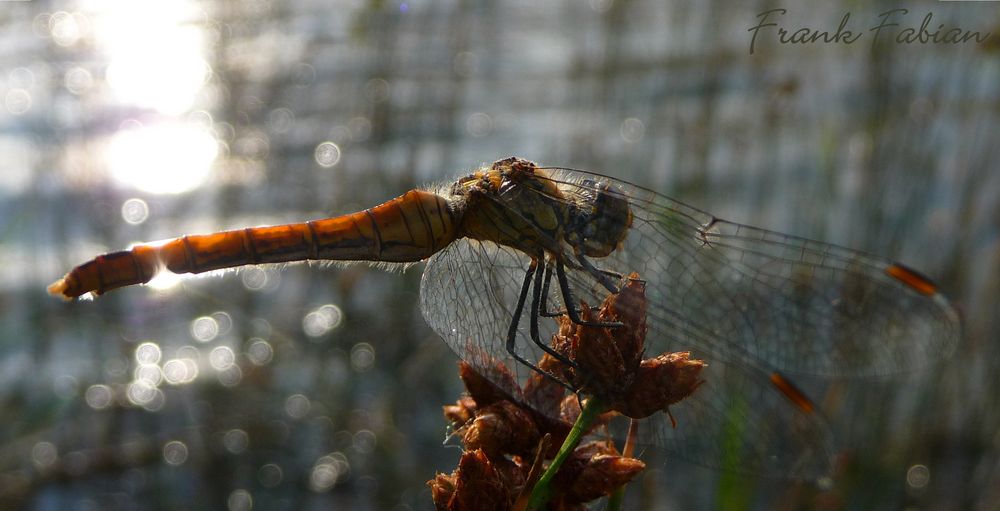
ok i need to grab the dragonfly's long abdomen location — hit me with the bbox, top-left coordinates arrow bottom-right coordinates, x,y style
48,189 -> 458,299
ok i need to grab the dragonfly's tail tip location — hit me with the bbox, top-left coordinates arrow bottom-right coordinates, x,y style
47,278 -> 72,301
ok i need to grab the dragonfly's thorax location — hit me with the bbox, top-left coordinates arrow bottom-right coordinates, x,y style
450,158 -> 569,257
449,157 -> 632,261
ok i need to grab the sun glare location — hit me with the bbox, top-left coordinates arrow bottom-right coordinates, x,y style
146,270 -> 184,291
108,121 -> 219,194
93,0 -> 210,115
82,0 -> 218,195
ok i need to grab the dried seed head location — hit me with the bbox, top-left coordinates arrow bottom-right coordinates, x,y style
431,449 -> 516,511
458,360 -> 523,407
548,440 -> 646,504
563,454 -> 646,503
462,400 -> 541,458
551,274 -> 648,401
548,273 -> 706,419
551,304 -> 625,397
613,351 -> 706,419
428,472 -> 457,510
598,275 -> 648,366
522,353 -> 569,416
455,361 -> 574,458
443,395 -> 478,426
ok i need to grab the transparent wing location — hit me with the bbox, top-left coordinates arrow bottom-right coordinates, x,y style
537,167 -> 961,377
631,359 -> 834,479
419,240 -> 548,407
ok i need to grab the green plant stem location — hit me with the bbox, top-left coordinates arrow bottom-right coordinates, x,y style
527,395 -> 606,510
606,488 -> 625,510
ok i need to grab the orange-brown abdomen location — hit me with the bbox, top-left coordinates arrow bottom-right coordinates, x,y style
48,189 -> 458,299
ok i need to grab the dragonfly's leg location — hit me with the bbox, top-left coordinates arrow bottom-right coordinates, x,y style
528,260 -> 580,369
540,260 -> 604,318
575,253 -> 621,294
556,260 -> 623,329
539,261 -> 567,318
597,268 -> 626,284
505,259 -> 577,388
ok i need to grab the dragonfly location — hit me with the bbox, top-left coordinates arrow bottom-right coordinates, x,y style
49,156 -> 961,479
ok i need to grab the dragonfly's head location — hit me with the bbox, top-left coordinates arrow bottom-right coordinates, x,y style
569,180 -> 633,258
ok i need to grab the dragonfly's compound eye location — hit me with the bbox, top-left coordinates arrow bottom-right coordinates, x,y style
573,182 -> 633,258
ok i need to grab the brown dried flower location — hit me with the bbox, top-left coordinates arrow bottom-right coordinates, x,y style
458,358 -> 524,407
612,351 -> 706,419
429,449 -> 526,511
521,352 -> 570,416
462,400 -> 541,459
443,395 -> 477,426
544,440 -> 647,505
450,361 -> 575,458
550,276 -> 648,400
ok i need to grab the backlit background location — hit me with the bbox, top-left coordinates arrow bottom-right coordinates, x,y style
2,1 -> 999,509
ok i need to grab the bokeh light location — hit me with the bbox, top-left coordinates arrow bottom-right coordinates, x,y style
209,346 -> 235,371
314,141 -> 341,167
222,429 -> 249,454
210,311 -> 232,335
134,341 -> 161,365
32,442 -> 58,469
5,89 -> 32,115
309,452 -> 349,492
620,117 -> 645,143
246,339 -> 273,366
466,112 -> 492,137
84,384 -> 113,409
257,464 -> 283,488
162,441 -> 189,466
216,365 -> 242,387
133,364 -> 162,386
353,430 -> 377,454
907,464 -> 930,489
302,304 -> 343,338
49,11 -> 86,47
227,489 -> 253,511
240,267 -> 269,291
349,343 -> 375,372
121,198 -> 150,225
126,380 -> 159,407
64,66 -> 93,94
190,316 -> 220,342
284,394 -> 310,419
162,358 -> 199,385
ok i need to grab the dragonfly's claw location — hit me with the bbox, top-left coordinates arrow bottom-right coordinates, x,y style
573,318 -> 624,329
